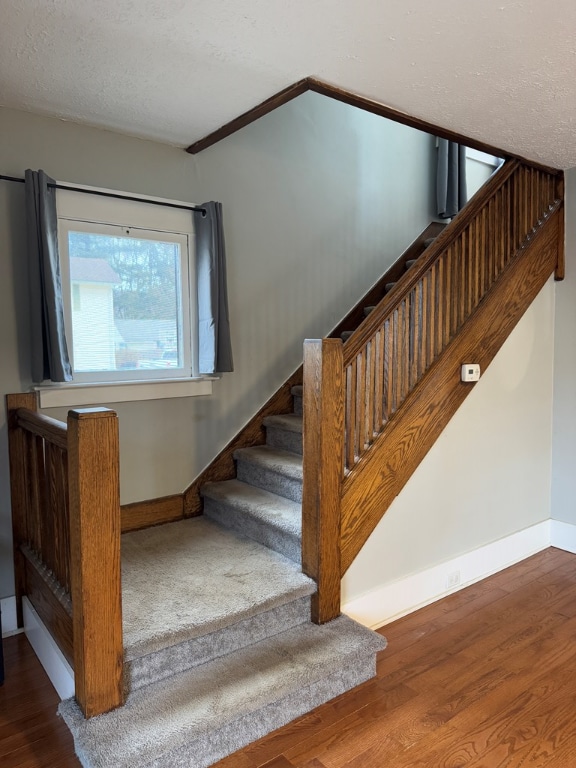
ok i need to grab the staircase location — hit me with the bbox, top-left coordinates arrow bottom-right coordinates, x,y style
58,401 -> 385,768
57,227 -> 438,768
8,159 -> 564,768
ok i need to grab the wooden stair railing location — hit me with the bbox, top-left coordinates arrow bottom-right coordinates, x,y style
6,394 -> 123,718
303,160 -> 564,623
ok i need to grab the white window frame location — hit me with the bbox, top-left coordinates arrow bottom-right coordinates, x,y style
36,183 -> 213,408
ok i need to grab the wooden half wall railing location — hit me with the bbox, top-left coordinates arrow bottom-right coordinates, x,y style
6,394 -> 123,718
302,160 -> 564,623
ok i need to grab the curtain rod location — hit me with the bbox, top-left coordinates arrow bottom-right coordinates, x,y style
0,174 -> 207,216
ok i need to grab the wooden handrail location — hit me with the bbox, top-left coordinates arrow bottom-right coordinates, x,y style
14,408 -> 68,450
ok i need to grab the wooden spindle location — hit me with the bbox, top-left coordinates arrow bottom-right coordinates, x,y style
345,364 -> 356,470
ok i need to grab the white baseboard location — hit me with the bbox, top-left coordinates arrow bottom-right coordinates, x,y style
1,595 -> 20,637
23,597 -> 75,700
342,520 -> 551,630
550,519 -> 576,554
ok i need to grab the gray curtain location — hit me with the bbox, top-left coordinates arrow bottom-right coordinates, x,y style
437,139 -> 467,219
196,201 -> 233,374
25,169 -> 72,382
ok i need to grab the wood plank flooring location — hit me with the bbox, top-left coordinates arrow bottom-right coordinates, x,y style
2,547 -> 576,767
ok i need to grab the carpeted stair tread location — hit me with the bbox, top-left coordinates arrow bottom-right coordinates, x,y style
234,445 -> 303,477
60,616 -> 386,768
202,479 -> 301,563
121,517 -> 313,661
291,385 -> 303,398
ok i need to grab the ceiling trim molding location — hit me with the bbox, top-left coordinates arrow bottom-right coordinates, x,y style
186,77 -> 560,174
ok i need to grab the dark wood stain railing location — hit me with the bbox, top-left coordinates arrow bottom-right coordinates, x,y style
6,394 -> 123,718
302,160 -> 564,623
341,160 -> 557,473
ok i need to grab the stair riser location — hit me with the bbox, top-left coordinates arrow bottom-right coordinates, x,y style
236,460 -> 303,503
144,657 -> 377,768
293,394 -> 302,416
204,496 -> 301,564
265,425 -> 303,456
125,595 -> 311,694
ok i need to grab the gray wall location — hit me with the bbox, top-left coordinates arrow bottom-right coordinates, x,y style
551,168 -> 576,524
0,94 -> 435,598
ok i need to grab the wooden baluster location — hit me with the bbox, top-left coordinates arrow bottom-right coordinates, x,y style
302,339 -> 344,625
46,443 -> 70,592
444,245 -> 452,342
67,407 -> 123,718
479,206 -> 487,301
27,433 -> 44,557
465,226 -> 472,321
356,351 -> 366,454
6,393 -> 38,627
473,211 -> 481,310
436,257 -> 445,356
373,328 -> 384,432
345,364 -> 356,471
512,171 -> 519,252
391,307 -> 399,414
457,224 -> 473,330
365,336 -> 376,441
409,287 -> 418,389
383,317 -> 393,421
42,440 -> 57,581
425,267 -> 434,370
500,179 -> 506,266
451,241 -> 460,338
488,198 -> 498,287
421,273 -> 430,374
502,176 -> 509,264
521,167 -> 528,242
401,298 -> 410,406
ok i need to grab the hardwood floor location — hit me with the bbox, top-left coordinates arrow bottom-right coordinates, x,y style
2,547 -> 576,767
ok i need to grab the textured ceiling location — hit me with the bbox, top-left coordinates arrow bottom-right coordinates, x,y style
1,0 -> 576,168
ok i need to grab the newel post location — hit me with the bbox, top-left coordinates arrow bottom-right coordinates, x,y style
67,407 -> 123,717
6,392 -> 38,627
302,339 -> 344,624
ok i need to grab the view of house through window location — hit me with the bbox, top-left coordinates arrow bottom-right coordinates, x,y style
56,188 -> 196,384
67,228 -> 183,373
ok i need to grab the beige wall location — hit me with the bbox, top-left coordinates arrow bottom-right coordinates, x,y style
0,95 -> 435,597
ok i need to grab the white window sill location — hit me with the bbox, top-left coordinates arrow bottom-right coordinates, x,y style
35,377 -> 214,409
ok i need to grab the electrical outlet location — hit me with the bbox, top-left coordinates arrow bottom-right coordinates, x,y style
446,570 -> 461,589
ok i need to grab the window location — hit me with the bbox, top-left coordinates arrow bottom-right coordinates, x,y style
56,186 -> 196,384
